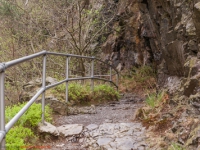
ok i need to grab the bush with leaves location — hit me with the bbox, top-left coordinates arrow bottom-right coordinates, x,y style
52,82 -> 119,105
6,126 -> 34,150
68,83 -> 91,105
6,103 -> 52,127
93,84 -> 119,102
5,103 -> 52,149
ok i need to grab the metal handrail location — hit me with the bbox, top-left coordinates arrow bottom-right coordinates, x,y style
0,51 -> 119,149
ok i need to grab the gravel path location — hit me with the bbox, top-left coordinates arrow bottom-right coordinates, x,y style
41,94 -> 149,150
54,94 -> 142,126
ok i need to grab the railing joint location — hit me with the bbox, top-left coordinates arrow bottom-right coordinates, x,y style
0,130 -> 6,136
0,63 -> 6,73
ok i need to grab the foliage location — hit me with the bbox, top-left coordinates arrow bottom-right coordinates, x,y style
5,103 -> 52,149
52,82 -> 119,105
6,103 -> 52,127
93,84 -> 119,102
135,91 -> 169,129
145,91 -> 165,108
0,0 -> 20,17
6,126 -> 34,150
0,0 -> 118,103
68,83 -> 91,104
168,143 -> 185,150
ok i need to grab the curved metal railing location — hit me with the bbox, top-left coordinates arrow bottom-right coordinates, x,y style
0,50 -> 119,149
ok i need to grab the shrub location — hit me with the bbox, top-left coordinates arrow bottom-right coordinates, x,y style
145,91 -> 166,108
68,82 -> 90,104
93,84 -> 119,102
6,103 -> 52,127
51,82 -> 119,105
6,126 -> 34,150
5,103 -> 52,149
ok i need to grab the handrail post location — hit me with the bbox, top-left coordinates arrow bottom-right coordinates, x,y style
66,57 -> 69,102
42,54 -> 46,124
0,64 -> 5,150
91,57 -> 94,91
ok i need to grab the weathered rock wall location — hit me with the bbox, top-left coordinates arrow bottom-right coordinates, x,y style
103,0 -> 200,96
101,0 -> 152,71
142,0 -> 200,96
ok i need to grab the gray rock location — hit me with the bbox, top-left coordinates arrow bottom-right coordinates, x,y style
57,124 -> 83,137
115,136 -> 134,150
38,122 -> 59,136
186,18 -> 196,36
119,123 -> 134,133
97,137 -> 114,146
165,40 -> 185,76
188,40 -> 198,52
99,123 -> 115,135
164,76 -> 181,95
86,124 -> 99,131
36,96 -> 67,115
46,77 -> 57,85
194,2 -> 200,37
90,130 -> 101,137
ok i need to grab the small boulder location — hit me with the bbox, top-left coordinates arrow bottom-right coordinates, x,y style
38,122 -> 59,136
57,124 -> 83,137
36,96 -> 67,115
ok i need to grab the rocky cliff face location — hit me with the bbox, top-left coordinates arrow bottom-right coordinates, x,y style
103,0 -> 200,149
104,0 -> 200,94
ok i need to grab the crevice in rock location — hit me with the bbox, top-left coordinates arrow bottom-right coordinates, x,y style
143,36 -> 154,63
141,0 -> 149,9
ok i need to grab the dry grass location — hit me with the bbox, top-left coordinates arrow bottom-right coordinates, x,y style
119,66 -> 156,98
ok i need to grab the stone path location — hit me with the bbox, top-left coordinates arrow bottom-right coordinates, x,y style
39,94 -> 149,150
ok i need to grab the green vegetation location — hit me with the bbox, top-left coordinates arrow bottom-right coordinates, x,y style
145,91 -> 165,108
168,143 -> 185,150
5,103 -> 52,150
135,90 -> 169,128
68,83 -> 91,105
0,0 -> 118,103
6,126 -> 33,150
52,82 -> 119,105
93,84 -> 119,102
